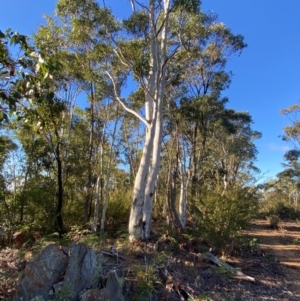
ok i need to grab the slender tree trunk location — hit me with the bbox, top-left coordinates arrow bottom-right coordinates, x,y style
123,121 -> 137,180
178,155 -> 187,228
100,111 -> 119,231
190,125 -> 198,199
221,158 -> 228,196
167,127 -> 183,230
85,83 -> 95,224
19,169 -> 29,223
92,114 -> 107,233
92,175 -> 104,232
56,145 -> 65,236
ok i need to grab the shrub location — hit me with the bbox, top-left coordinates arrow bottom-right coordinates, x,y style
192,186 -> 258,252
132,264 -> 159,301
266,215 -> 280,228
263,201 -> 300,220
273,202 -> 299,220
106,189 -> 131,224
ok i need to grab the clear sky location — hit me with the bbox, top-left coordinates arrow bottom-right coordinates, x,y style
1,0 -> 299,182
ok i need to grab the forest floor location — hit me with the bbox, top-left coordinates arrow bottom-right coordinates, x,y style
244,219 -> 300,300
1,218 -> 300,300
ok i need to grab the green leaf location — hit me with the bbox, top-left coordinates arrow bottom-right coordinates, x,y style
10,34 -> 16,45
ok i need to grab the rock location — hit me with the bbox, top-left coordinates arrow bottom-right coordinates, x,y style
60,243 -> 98,300
105,270 -> 125,301
82,245 -> 98,286
52,281 -> 63,294
81,270 -> 125,301
10,242 -> 120,301
11,243 -> 69,301
81,288 -> 103,301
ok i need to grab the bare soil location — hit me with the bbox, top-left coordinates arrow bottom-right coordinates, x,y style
244,219 -> 300,299
1,219 -> 300,300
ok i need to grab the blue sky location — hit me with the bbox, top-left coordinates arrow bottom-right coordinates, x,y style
1,0 -> 299,182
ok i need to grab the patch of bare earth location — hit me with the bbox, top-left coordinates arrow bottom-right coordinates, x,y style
0,248 -> 26,300
245,219 -> 300,300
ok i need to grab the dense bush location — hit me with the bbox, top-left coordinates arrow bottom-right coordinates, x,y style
261,200 -> 300,220
192,186 -> 259,251
267,214 -> 280,228
106,189 -> 131,224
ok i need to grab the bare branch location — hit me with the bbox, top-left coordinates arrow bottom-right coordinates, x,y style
105,71 -> 149,127
112,48 -> 131,68
130,0 -> 136,12
134,0 -> 150,12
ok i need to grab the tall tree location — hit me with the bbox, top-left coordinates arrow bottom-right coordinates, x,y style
106,0 -> 217,240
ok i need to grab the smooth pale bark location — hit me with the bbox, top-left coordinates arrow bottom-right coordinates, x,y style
91,121 -> 106,233
128,0 -> 170,240
128,122 -> 155,239
222,174 -> 229,196
92,174 -> 103,233
178,155 -> 187,228
143,94 -> 163,239
221,155 -> 229,196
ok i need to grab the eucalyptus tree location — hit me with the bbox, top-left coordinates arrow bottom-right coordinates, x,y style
281,101 -> 300,147
159,11 -> 247,228
277,101 -> 300,195
100,0 -> 247,238
261,100 -> 300,211
104,0 -> 221,240
207,110 -> 261,194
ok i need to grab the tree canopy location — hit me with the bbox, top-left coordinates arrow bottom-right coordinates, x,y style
0,0 -> 262,244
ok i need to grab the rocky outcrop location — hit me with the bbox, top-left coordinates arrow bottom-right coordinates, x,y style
11,243 -> 69,301
11,243 -> 126,301
59,243 -> 98,300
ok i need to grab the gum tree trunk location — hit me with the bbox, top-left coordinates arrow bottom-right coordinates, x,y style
128,0 -> 170,240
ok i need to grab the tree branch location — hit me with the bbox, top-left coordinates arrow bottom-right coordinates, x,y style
105,71 -> 149,127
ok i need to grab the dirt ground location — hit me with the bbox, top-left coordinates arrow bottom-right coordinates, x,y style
1,218 -> 300,300
245,219 -> 300,299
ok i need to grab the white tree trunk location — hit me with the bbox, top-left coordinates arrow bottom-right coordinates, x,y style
128,123 -> 155,240
178,156 -> 187,228
128,0 -> 170,241
91,123 -> 106,233
143,93 -> 163,239
92,174 -> 102,233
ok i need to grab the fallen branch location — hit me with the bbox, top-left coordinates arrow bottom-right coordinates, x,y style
205,252 -> 255,282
